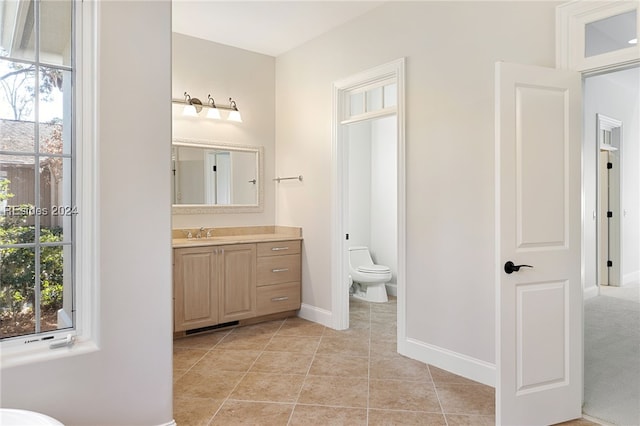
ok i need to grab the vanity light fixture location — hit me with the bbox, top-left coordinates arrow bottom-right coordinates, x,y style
173,92 -> 242,122
227,99 -> 243,122
182,92 -> 201,116
206,94 -> 222,119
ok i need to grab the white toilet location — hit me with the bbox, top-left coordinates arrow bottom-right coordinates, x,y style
348,246 -> 391,303
0,409 -> 64,425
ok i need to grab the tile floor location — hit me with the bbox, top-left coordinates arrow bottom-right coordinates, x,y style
173,296 -> 600,425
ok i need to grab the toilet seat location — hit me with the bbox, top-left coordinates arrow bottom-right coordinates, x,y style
357,265 -> 390,274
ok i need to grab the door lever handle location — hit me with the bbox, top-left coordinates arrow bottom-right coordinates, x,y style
504,261 -> 533,274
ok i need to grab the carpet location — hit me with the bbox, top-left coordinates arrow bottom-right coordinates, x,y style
584,294 -> 640,426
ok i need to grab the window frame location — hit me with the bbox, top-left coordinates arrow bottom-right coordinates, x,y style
557,1 -> 640,72
1,0 -> 99,367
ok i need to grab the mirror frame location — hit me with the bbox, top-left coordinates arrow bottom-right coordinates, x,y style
172,138 -> 264,214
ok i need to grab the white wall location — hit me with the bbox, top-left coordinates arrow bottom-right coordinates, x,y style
348,121 -> 372,249
370,115 -> 397,284
172,33 -> 276,228
584,67 -> 640,292
0,2 -> 174,425
276,1 -> 559,368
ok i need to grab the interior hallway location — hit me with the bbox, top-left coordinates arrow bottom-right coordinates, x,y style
173,297 -> 601,425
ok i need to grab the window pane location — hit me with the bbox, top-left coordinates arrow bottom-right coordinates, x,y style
384,84 -> 397,107
39,156 -> 72,243
0,247 -> 36,339
350,92 -> 364,116
39,0 -> 73,67
366,86 -> 383,112
40,244 -> 69,332
0,0 -> 36,61
0,59 -> 37,124
1,119 -> 35,153
0,153 -> 37,229
585,10 -> 637,57
39,68 -> 69,154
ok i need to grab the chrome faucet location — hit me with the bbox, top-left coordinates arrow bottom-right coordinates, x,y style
206,228 -> 213,238
196,227 -> 205,239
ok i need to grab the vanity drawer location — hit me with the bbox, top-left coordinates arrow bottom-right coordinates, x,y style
256,282 -> 300,316
257,240 -> 301,257
257,254 -> 301,286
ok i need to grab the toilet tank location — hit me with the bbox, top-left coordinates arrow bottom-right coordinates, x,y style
348,246 -> 374,268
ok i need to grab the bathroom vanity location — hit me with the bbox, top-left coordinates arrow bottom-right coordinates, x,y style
172,226 -> 302,335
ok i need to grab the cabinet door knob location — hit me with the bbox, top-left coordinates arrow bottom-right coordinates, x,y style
272,268 -> 289,273
271,247 -> 289,251
271,296 -> 289,302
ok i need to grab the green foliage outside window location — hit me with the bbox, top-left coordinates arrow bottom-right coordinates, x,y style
0,179 -> 64,324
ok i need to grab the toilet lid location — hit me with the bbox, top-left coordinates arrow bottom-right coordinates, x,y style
357,265 -> 390,274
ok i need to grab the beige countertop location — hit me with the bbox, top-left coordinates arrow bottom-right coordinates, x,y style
172,226 -> 302,248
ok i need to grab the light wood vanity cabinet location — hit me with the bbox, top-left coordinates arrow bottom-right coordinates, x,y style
256,241 -> 301,316
173,246 -> 219,332
173,239 -> 301,333
218,244 -> 256,323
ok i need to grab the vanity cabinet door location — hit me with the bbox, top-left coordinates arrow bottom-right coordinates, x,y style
219,244 -> 257,322
174,247 -> 219,332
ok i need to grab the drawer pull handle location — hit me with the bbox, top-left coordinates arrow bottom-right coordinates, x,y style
271,247 -> 289,251
271,296 -> 289,302
272,268 -> 289,273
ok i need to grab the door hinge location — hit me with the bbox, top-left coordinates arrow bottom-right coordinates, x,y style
607,211 -> 613,218
212,165 -> 217,172
607,162 -> 613,169
607,260 -> 613,267
345,234 -> 349,240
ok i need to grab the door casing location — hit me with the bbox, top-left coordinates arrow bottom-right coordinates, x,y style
330,59 -> 406,341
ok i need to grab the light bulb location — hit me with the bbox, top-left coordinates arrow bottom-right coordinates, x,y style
227,110 -> 242,122
206,107 -> 221,119
183,105 -> 198,117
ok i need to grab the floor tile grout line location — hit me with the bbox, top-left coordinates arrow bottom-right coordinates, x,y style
430,368 -> 450,426
174,329 -> 233,380
285,318 -> 327,425
205,319 -> 288,426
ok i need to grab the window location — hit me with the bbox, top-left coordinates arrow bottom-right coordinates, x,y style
0,0 -> 75,343
585,9 -> 637,58
557,1 -> 639,72
345,81 -> 397,123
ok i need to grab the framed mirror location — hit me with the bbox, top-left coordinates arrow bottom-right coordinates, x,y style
171,138 -> 264,214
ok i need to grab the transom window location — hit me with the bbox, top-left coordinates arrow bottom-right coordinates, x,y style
0,0 -> 75,341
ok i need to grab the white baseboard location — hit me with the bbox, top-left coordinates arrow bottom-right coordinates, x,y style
297,303 -> 333,328
623,270 -> 640,286
399,337 -> 495,387
583,285 -> 599,299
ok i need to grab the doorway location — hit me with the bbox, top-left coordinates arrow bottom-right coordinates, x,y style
345,115 -> 398,301
583,65 -> 640,425
584,66 -> 640,294
331,59 -> 406,335
596,113 -> 622,287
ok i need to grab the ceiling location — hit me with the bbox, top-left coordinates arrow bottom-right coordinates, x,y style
172,1 -> 384,57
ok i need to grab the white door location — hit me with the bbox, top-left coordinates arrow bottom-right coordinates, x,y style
495,62 -> 582,425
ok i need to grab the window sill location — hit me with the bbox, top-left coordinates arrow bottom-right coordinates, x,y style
1,336 -> 99,369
